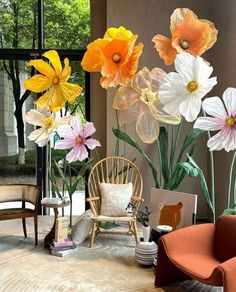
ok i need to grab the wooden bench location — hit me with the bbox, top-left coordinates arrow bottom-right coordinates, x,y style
0,184 -> 41,245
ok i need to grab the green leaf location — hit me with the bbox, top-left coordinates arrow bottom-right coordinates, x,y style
158,127 -> 169,188
70,178 -> 81,196
177,128 -> 204,162
53,159 -> 70,192
112,128 -> 160,188
223,204 -> 236,215
167,146 -> 194,190
180,155 -> 214,214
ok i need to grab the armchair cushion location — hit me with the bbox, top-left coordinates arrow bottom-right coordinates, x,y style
100,182 -> 132,216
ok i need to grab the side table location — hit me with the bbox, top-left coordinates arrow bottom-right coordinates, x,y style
42,201 -> 70,248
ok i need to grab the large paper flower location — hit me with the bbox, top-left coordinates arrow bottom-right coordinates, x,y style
25,108 -> 71,147
24,50 -> 82,112
158,53 -> 217,122
194,88 -> 236,152
152,8 -> 218,65
113,67 -> 181,143
81,26 -> 143,89
55,116 -> 101,162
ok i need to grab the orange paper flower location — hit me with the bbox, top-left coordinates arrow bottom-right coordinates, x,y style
81,26 -> 143,89
24,50 -> 82,112
152,8 -> 218,65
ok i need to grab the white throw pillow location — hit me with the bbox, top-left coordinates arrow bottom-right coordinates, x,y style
100,182 -> 133,216
71,209 -> 93,244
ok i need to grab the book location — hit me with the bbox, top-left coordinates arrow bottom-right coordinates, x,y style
53,239 -> 74,248
55,217 -> 69,242
50,243 -> 76,252
51,247 -> 78,257
41,197 -> 63,205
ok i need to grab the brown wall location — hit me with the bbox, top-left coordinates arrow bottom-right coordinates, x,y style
90,0 -> 234,220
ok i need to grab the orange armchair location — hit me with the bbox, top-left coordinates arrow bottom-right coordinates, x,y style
155,215 -> 236,292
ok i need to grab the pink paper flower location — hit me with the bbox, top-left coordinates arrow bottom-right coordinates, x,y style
55,116 -> 101,162
194,87 -> 236,152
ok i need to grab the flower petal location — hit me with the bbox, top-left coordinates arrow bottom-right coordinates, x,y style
194,116 -> 225,131
202,96 -> 227,119
113,82 -> 139,110
150,104 -> 181,125
24,74 -> 52,93
179,96 -> 202,122
57,125 -> 76,140
66,145 -> 88,163
207,128 -> 232,151
136,111 -> 160,144
84,138 -> 101,149
25,109 -> 45,126
70,116 -> 83,136
60,58 -> 71,82
43,50 -> 62,77
59,82 -> 82,104
222,87 -> 236,116
28,59 -> 55,79
82,122 -> 96,138
28,128 -> 51,147
81,39 -> 109,72
54,138 -> 75,149
152,34 -> 177,65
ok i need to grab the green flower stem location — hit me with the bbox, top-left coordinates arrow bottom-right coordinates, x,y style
170,120 -> 183,176
234,176 -> 236,204
202,109 -> 215,222
227,150 -> 236,208
115,109 -> 120,156
169,125 -> 175,175
156,140 -> 162,187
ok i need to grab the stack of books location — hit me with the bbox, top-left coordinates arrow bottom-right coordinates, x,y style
50,239 -> 77,257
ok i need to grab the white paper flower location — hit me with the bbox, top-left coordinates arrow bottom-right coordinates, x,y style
25,108 -> 71,147
194,87 -> 236,152
158,53 -> 217,122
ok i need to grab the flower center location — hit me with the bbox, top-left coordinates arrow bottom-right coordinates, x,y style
140,88 -> 157,105
186,80 -> 198,92
226,117 -> 235,127
76,136 -> 83,144
180,39 -> 190,49
43,117 -> 53,127
112,54 -> 121,63
53,77 -> 59,84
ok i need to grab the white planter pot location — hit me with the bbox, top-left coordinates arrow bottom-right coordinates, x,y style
142,225 -> 150,242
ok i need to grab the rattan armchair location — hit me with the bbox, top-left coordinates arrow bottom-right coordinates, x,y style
87,157 -> 143,247
0,184 -> 41,245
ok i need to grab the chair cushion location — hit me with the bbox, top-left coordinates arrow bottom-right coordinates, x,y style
215,215 -> 236,261
100,182 -> 132,216
71,209 -> 93,244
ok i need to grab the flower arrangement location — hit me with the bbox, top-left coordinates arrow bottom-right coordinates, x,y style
24,50 -> 101,226
81,8 -> 236,221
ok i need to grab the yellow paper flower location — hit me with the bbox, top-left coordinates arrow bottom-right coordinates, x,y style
24,50 -> 82,112
81,26 -> 143,89
152,8 -> 218,65
113,67 -> 181,143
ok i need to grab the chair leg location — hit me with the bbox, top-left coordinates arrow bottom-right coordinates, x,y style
89,221 -> 97,248
133,221 -> 138,243
128,222 -> 133,235
34,215 -> 38,246
22,218 -> 27,238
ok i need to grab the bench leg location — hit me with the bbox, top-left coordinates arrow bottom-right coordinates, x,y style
22,218 -> 27,238
34,215 -> 38,246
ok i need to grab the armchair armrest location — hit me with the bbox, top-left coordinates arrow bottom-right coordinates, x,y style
217,257 -> 236,292
162,223 -> 216,257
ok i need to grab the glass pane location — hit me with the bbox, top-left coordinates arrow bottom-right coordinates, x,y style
49,60 -> 86,218
0,0 -> 38,49
44,0 -> 90,49
0,59 -> 37,209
